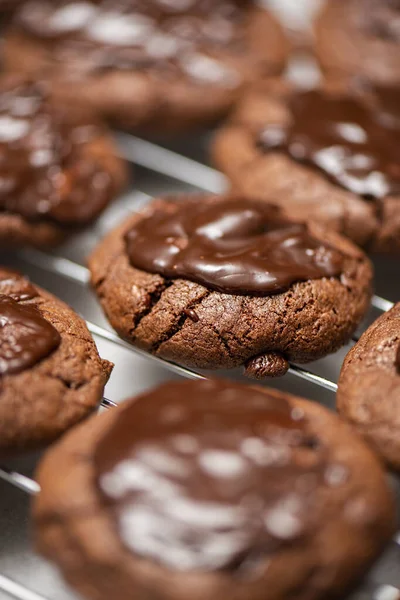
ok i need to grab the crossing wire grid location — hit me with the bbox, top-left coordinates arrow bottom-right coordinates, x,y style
0,4 -> 400,600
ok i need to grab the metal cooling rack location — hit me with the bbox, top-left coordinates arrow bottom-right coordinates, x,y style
0,134 -> 399,600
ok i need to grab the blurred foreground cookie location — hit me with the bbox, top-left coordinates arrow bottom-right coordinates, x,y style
315,0 -> 400,85
88,195 -> 373,377
4,0 -> 288,132
34,379 -> 395,600
0,268 -> 112,457
0,77 -> 126,248
338,302 -> 400,471
213,79 -> 400,254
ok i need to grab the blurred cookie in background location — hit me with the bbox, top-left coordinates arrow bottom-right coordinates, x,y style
0,75 -> 126,248
3,0 -> 289,132
213,78 -> 400,254
315,0 -> 400,85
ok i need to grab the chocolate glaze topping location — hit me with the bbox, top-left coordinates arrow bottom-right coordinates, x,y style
0,80 -> 112,225
259,90 -> 400,200
16,0 -> 245,86
0,293 -> 60,376
125,199 -> 345,296
95,379 -> 327,571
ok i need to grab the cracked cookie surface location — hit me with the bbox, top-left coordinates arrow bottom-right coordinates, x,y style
33,379 -> 395,600
0,268 -> 113,457
338,302 -> 400,471
88,194 -> 373,376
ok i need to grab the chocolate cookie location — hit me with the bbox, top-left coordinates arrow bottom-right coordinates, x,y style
33,379 -> 395,600
213,79 -> 400,254
338,303 -> 400,471
3,0 -> 288,132
0,76 -> 126,248
315,0 -> 400,85
0,267 -> 113,457
88,195 -> 373,377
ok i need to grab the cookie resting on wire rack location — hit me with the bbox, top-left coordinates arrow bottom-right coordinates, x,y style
88,194 -> 373,377
0,268 -> 113,458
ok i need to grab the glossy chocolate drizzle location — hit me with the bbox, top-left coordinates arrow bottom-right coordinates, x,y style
16,0 -> 245,85
0,293 -> 60,376
259,90 -> 400,200
95,379 -> 327,571
125,199 -> 345,296
0,80 -> 112,225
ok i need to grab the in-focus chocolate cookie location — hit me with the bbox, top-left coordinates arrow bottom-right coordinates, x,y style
3,0 -> 288,132
34,379 -> 395,600
88,194 -> 373,377
315,0 -> 400,85
0,267 -> 113,457
338,302 -> 400,471
213,79 -> 400,254
0,76 -> 126,248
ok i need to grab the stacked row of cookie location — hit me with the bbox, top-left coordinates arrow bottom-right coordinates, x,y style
0,1 -> 399,599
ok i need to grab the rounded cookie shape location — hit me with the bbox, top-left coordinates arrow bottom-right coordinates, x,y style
338,302 -> 400,471
88,194 -> 373,376
0,76 -> 126,249
213,79 -> 400,254
33,379 -> 395,600
315,0 -> 400,85
3,0 -> 288,132
0,268 -> 113,457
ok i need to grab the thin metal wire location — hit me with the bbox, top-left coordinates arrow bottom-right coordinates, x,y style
288,365 -> 338,393
116,133 -> 227,193
0,467 -> 40,495
101,397 -> 118,409
0,575 -> 50,600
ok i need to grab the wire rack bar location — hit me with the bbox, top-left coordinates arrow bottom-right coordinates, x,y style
0,467 -> 40,495
116,133 -> 227,193
287,364 -> 338,393
0,576 -> 51,600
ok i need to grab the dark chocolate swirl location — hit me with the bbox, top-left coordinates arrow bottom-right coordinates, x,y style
125,199 -> 345,296
259,90 -> 400,200
0,293 -> 60,376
